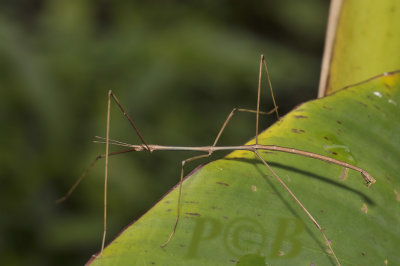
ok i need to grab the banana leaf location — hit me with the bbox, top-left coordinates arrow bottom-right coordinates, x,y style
88,72 -> 400,265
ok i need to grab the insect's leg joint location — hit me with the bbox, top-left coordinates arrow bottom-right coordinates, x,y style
141,144 -> 152,153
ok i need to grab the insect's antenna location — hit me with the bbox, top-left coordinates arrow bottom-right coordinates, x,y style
256,55 -> 263,145
56,148 -> 136,205
56,155 -> 102,204
253,150 -> 340,265
262,56 -> 280,120
94,136 -> 134,148
109,91 -> 151,152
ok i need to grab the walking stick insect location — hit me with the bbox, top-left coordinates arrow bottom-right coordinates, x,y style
57,55 -> 375,265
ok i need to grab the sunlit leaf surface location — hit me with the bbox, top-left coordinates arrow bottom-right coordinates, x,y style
89,72 -> 400,265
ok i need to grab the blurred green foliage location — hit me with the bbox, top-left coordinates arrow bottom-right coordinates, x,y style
0,0 -> 328,265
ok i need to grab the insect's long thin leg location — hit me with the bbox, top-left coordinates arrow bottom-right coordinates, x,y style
255,55 -> 280,144
161,153 -> 210,248
96,90 -> 153,254
262,56 -> 280,120
100,90 -> 112,256
256,55 -> 263,145
212,107 -> 277,148
253,150 -> 341,266
99,90 -> 153,255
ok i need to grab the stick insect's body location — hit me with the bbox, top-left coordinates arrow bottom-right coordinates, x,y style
59,55 -> 375,266
99,141 -> 375,183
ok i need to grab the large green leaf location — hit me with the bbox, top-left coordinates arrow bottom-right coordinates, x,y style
88,72 -> 400,265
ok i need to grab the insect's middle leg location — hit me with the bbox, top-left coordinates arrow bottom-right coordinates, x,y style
161,153 -> 210,248
161,106 -> 277,247
212,107 -> 277,147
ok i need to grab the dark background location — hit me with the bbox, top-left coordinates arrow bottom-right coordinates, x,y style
0,0 -> 329,265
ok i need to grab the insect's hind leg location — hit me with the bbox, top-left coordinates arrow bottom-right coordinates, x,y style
253,150 -> 341,265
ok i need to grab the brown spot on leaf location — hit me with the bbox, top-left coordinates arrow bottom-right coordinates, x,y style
251,185 -> 257,192
261,151 -> 275,155
294,115 -> 308,119
357,101 -> 368,107
216,182 -> 229,187
373,104 -> 381,110
361,252 -> 366,256
291,128 -> 305,134
361,203 -> 368,214
279,251 -> 285,256
185,212 -> 201,216
384,259 -> 388,265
